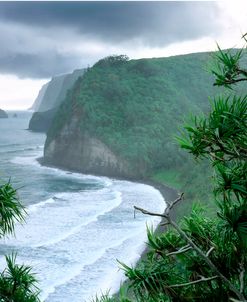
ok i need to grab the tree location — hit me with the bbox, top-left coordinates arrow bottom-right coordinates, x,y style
96,37 -> 247,301
0,181 -> 40,302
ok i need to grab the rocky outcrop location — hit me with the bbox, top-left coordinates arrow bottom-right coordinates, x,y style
28,108 -> 57,132
0,109 -> 8,118
44,118 -> 136,179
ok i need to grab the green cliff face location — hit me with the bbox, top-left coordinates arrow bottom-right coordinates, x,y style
44,53 -> 224,180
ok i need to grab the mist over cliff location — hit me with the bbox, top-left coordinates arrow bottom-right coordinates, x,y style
29,69 -> 85,132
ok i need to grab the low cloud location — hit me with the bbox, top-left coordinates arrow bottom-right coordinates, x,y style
0,2 -> 223,78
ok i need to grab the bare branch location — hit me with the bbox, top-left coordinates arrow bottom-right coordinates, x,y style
134,194 -> 246,301
160,221 -> 170,227
213,77 -> 247,86
166,245 -> 192,256
209,152 -> 224,162
166,275 -> 218,288
166,193 -> 184,214
239,257 -> 245,294
206,246 -> 215,257
133,206 -> 168,219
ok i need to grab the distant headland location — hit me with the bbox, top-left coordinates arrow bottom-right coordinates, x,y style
0,109 -> 8,118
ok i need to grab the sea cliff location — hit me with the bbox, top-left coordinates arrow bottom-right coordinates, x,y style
44,117 -> 139,179
43,53 -> 217,187
0,109 -> 8,118
29,68 -> 85,132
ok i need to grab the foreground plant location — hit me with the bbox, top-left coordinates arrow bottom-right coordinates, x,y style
97,38 -> 247,301
0,182 -> 40,302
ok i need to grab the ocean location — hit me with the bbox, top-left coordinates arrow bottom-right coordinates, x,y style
0,111 -> 166,301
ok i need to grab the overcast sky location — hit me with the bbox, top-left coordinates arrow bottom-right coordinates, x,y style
0,1 -> 247,110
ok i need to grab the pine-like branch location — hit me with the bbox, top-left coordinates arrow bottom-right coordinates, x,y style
134,194 -> 247,301
166,244 -> 191,256
166,275 -> 218,288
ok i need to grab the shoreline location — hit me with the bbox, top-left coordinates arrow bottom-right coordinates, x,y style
39,157 -> 179,221
38,157 -> 180,296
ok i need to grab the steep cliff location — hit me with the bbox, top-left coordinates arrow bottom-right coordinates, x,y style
31,68 -> 85,113
55,69 -> 86,108
44,53 -> 223,179
44,117 -> 135,178
29,82 -> 49,111
0,109 -> 8,118
29,68 -> 85,132
28,108 -> 56,132
37,74 -> 67,112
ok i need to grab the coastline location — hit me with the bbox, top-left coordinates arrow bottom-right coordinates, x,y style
38,158 -> 179,221
38,157 -> 180,296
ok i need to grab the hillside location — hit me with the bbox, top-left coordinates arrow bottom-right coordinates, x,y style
43,52 -> 225,200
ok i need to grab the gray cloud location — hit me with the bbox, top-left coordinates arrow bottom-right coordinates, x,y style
0,2 -> 223,78
0,52 -> 82,79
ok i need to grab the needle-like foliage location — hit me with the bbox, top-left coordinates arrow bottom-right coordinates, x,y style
0,254 -> 40,302
0,181 -> 40,302
96,36 -> 247,302
0,181 -> 25,238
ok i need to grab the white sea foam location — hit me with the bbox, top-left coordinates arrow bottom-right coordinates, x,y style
28,198 -> 56,214
2,188 -> 123,249
10,154 -> 42,167
10,152 -> 113,188
34,190 -> 123,247
5,151 -> 166,302
41,228 -> 148,302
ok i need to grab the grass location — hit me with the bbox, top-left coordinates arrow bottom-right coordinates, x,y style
151,169 -> 182,190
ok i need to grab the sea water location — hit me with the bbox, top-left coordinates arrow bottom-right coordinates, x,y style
0,111 -> 166,301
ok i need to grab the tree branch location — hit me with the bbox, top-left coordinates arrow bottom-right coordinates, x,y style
134,195 -> 247,301
160,221 -> 170,227
169,219 -> 246,301
166,275 -> 218,288
166,244 -> 192,256
206,246 -> 215,257
133,206 -> 167,219
165,193 -> 184,213
213,77 -> 247,86
239,256 -> 245,294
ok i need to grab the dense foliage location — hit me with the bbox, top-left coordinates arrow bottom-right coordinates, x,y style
94,42 -> 247,301
48,53 -> 216,173
0,182 -> 40,301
